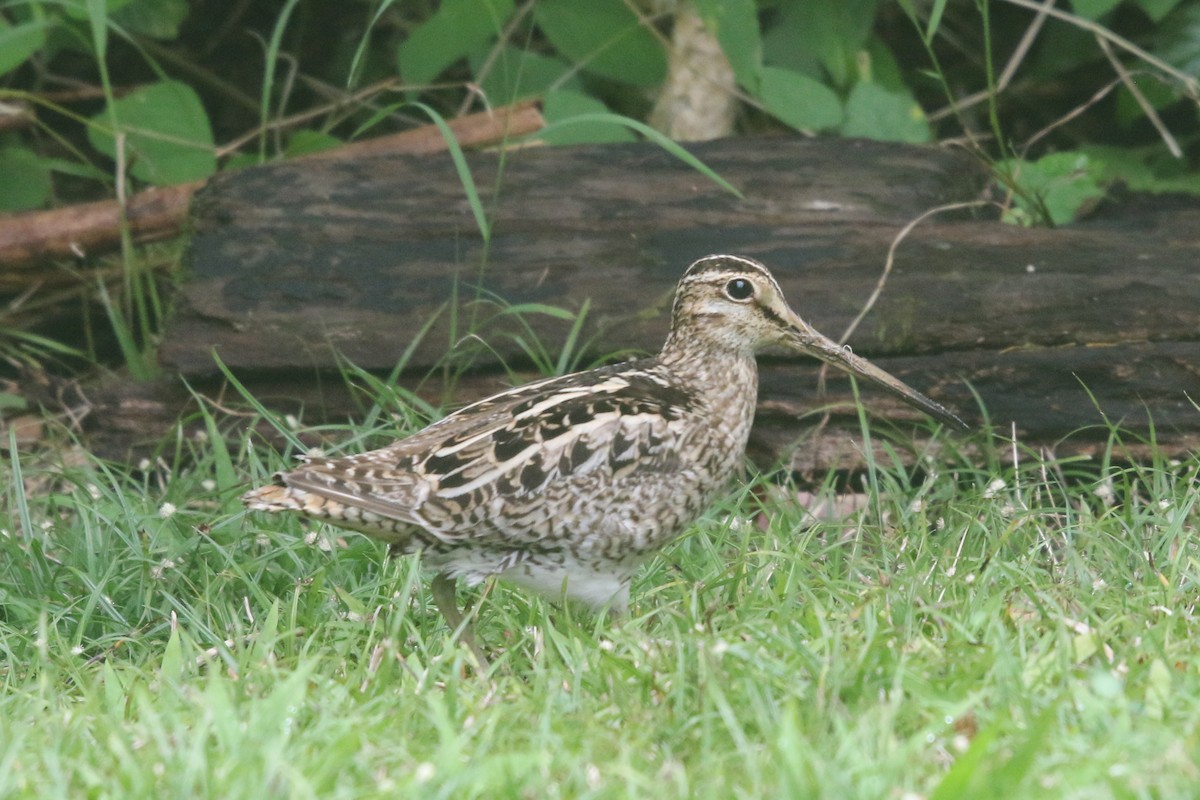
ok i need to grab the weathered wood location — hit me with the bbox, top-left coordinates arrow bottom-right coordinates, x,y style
167,137 -> 989,374
0,100 -> 544,271
83,136 -> 1200,467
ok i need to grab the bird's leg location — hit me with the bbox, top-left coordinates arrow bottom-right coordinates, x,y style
430,572 -> 489,668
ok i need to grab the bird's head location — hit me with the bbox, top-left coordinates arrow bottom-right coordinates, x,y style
666,254 -> 967,429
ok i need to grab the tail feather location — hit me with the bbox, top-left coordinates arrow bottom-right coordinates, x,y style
241,481 -> 300,511
242,479 -> 414,543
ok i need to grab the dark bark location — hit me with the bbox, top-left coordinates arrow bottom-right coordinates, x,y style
69,136 -> 1200,468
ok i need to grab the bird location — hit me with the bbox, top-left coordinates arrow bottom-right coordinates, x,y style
243,254 -> 965,661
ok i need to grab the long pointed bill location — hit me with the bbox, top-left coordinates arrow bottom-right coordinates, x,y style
783,310 -> 968,430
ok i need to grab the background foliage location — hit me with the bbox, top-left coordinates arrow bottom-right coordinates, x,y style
1,0 -> 1198,220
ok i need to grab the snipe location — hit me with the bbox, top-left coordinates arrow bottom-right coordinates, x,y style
244,255 -> 965,661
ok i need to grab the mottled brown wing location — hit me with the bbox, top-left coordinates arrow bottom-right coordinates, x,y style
272,362 -> 693,533
414,366 -> 693,502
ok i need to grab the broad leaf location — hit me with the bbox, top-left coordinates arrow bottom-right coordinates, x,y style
1080,145 -> 1200,195
397,0 -> 514,86
112,0 -> 189,40
1000,152 -> 1108,226
761,0 -> 877,88
1137,0 -> 1185,21
758,66 -> 843,131
1152,2 -> 1200,74
694,0 -> 762,93
62,0 -> 136,20
1070,0 -> 1122,19
473,46 -> 581,105
841,81 -> 930,143
0,17 -> 49,76
88,80 -> 216,185
285,129 -> 342,157
535,0 -> 666,86
0,148 -> 52,211
540,90 -> 636,145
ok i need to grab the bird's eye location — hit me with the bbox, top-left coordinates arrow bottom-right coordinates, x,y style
724,278 -> 754,301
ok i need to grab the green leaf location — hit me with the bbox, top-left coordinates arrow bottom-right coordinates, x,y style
841,81 -> 930,143
0,392 -> 28,412
693,0 -> 763,93
1000,152 -> 1108,226
0,148 -> 52,211
87,80 -> 216,185
535,0 -> 666,86
863,36 -> 907,92
473,46 -> 581,105
1137,0 -> 1185,22
0,16 -> 50,76
762,11 -> 821,78
159,625 -> 183,681
541,90 -> 636,145
758,66 -> 843,131
284,129 -> 342,157
63,0 -> 137,20
1079,145 -> 1200,195
111,0 -> 189,39
334,586 -> 368,619
397,0 -> 514,86
926,0 -> 949,38
1069,0 -> 1122,19
1144,658 -> 1172,721
1114,80 -> 1178,128
1152,2 -> 1200,74
761,0 -> 877,88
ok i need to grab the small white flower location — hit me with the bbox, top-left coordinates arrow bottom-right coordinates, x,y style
983,478 -> 1006,498
285,414 -> 300,430
158,502 -> 177,519
414,763 -> 435,783
201,479 -> 217,492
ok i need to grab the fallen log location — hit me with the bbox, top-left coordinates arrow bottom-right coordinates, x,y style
65,136 -> 1200,469
0,100 -> 544,272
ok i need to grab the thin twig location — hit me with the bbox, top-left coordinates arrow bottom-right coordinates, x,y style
1095,35 -> 1183,158
815,199 -> 995,402
838,200 -> 994,347
998,0 -> 1200,99
1021,75 -> 1124,153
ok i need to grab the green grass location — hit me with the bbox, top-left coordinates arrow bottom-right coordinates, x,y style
2,409 -> 1199,799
